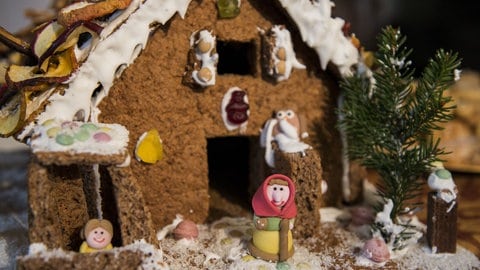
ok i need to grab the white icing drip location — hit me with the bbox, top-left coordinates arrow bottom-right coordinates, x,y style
270,25 -> 305,81
454,69 -> 462,82
277,0 -> 359,76
92,164 -> 103,219
117,154 -> 131,168
18,0 -> 192,139
100,0 -> 143,39
373,199 -> 423,250
191,30 -> 219,87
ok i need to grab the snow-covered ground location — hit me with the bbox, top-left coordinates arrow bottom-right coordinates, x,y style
1,143 -> 479,269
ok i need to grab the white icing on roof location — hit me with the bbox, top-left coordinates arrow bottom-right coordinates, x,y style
17,0 -> 360,142
18,0 -> 192,140
277,0 -> 359,76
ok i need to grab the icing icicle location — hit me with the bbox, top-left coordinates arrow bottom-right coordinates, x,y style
277,0 -> 359,76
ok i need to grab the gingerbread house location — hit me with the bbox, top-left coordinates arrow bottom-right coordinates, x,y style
0,0 -> 365,263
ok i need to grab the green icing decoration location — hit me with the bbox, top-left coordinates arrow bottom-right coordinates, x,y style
56,133 -> 75,146
74,129 -> 91,142
80,123 -> 99,132
435,169 -> 452,180
217,0 -> 240,18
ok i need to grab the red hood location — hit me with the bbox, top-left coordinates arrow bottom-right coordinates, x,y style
252,174 -> 297,219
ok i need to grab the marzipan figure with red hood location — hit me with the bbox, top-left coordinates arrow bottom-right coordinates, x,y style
248,174 -> 297,262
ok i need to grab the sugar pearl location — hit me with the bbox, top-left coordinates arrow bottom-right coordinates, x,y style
93,132 -> 112,143
276,61 -> 286,75
80,123 -> 99,132
198,67 -> 213,82
56,134 -> 74,146
47,127 -> 61,138
173,220 -> 199,240
197,40 -> 212,54
362,237 -> 390,263
74,129 -> 91,142
276,47 -> 287,60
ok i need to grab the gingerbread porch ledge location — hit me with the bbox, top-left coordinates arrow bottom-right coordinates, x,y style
27,120 -> 158,252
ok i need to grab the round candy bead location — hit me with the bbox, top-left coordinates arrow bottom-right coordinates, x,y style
93,132 -> 111,143
56,134 -> 75,146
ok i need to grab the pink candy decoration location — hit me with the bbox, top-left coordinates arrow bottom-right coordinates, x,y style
61,121 -> 79,129
93,132 -> 112,143
349,206 -> 375,226
362,237 -> 390,263
173,220 -> 199,240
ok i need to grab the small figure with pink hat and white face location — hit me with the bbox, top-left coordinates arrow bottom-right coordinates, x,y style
248,174 -> 297,262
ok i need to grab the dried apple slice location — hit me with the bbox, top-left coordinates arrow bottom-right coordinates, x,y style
6,48 -> 78,88
0,91 -> 25,137
0,63 -> 6,85
0,85 -> 57,137
33,20 -> 102,67
32,21 -> 65,60
24,87 -> 57,121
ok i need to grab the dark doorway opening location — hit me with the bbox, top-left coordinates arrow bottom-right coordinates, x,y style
216,40 -> 256,76
207,136 -> 252,221
98,166 -> 122,248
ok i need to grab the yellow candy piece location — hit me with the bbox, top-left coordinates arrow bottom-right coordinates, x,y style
241,255 -> 255,262
46,126 -> 61,138
42,118 -> 56,127
99,127 -> 112,132
135,129 -> 163,164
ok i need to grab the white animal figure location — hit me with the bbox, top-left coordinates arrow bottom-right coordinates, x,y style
427,169 -> 458,204
260,109 -> 311,167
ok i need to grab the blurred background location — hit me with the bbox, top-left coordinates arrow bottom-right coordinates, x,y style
0,0 -> 479,268
334,0 -> 480,73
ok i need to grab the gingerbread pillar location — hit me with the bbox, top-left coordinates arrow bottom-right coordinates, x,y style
80,165 -> 102,219
28,159 -> 89,250
427,191 -> 457,253
274,148 -> 323,238
107,166 -> 158,246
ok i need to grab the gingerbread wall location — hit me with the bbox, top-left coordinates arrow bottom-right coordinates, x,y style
98,0 -> 343,228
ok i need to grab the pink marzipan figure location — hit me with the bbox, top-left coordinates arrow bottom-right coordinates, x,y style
248,174 -> 297,262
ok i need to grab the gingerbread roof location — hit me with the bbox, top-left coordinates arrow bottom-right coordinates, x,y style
0,0 -> 359,142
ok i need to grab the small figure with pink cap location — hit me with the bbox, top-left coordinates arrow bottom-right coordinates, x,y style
248,174 -> 297,262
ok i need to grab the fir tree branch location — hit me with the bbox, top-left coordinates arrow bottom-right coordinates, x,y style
339,26 -> 461,230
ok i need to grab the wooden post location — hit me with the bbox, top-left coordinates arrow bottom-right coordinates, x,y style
427,191 -> 457,253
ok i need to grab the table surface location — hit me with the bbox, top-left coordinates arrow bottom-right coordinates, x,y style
0,149 -> 479,268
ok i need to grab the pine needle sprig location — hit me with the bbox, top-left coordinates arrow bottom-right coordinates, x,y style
339,26 -> 461,224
